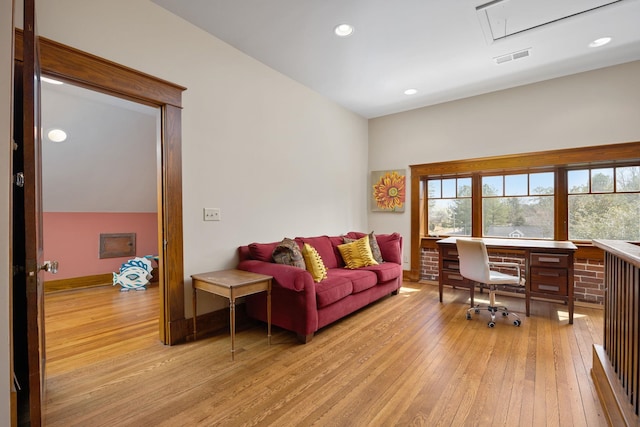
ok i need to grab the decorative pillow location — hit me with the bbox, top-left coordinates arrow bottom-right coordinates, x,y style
248,241 -> 279,262
338,235 -> 379,269
343,231 -> 384,264
272,238 -> 306,269
302,243 -> 328,282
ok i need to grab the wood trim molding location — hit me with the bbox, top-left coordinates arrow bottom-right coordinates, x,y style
14,29 -> 185,108
45,273 -> 113,293
15,29 -> 187,345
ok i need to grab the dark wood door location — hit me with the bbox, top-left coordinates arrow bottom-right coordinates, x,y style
13,0 -> 45,424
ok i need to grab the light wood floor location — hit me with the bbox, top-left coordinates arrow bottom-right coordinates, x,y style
44,282 -> 606,426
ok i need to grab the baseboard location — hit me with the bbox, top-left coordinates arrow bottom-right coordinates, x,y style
591,344 -> 638,427
44,273 -> 113,293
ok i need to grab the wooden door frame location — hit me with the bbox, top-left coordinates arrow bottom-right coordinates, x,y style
15,30 -> 188,345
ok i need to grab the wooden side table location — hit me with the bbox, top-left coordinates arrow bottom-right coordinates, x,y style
191,269 -> 272,360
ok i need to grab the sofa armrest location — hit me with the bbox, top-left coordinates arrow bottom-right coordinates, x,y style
238,260 -> 313,292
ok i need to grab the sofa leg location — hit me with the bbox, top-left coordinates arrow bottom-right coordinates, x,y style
392,289 -> 399,295
297,333 -> 314,344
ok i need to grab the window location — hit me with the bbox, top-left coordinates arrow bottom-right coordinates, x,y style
411,142 -> 640,246
568,166 -> 640,240
482,172 -> 554,239
427,177 -> 471,236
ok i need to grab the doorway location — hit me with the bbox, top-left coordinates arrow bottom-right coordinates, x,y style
15,30 -> 189,345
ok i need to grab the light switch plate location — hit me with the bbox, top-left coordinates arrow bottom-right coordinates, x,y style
203,208 -> 221,221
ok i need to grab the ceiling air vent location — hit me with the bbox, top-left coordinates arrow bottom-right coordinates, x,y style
494,48 -> 531,64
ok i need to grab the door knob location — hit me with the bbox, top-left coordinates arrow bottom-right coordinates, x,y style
40,260 -> 59,274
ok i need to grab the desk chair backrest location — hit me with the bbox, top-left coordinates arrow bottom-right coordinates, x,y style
456,239 -> 491,284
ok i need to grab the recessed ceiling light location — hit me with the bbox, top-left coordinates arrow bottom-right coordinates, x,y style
41,76 -> 64,85
334,23 -> 354,37
48,129 -> 67,142
404,89 -> 418,95
589,37 -> 612,48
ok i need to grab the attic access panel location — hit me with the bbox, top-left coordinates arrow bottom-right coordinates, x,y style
99,233 -> 136,259
476,0 -> 622,43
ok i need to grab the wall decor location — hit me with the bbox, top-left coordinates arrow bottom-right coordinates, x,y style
371,169 -> 406,212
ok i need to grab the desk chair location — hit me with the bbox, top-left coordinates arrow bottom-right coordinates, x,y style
456,238 -> 524,327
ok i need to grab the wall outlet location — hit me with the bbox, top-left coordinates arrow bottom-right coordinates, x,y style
203,208 -> 221,221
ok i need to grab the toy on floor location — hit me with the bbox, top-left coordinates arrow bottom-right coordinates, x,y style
113,257 -> 153,291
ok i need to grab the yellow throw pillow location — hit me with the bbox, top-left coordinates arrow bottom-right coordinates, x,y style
338,235 -> 379,269
302,243 -> 328,282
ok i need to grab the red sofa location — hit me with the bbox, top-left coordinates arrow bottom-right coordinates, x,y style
237,232 -> 403,343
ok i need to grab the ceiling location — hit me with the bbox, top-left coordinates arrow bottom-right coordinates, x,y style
150,0 -> 640,118
41,81 -> 159,212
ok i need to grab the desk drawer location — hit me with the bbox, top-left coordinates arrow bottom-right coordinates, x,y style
442,260 -> 460,271
531,253 -> 569,268
441,271 -> 468,283
531,267 -> 567,295
441,247 -> 459,258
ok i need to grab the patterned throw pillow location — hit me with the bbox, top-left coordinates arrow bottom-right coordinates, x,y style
338,235 -> 379,269
302,243 -> 328,282
272,238 -> 306,269
343,231 -> 384,263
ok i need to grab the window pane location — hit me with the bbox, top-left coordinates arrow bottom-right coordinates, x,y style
530,172 -> 554,195
457,177 -> 472,197
442,178 -> 456,198
592,168 -> 614,193
568,170 -> 589,194
505,174 -> 528,196
428,179 -> 441,198
482,196 -> 554,239
569,193 -> 640,240
482,176 -> 502,196
617,166 -> 640,192
428,199 -> 471,236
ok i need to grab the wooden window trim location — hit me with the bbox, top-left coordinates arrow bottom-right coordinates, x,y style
407,141 -> 640,281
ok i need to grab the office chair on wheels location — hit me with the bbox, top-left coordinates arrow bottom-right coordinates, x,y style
455,238 -> 524,327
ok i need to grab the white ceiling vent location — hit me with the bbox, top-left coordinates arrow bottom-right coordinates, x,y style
494,48 -> 531,64
477,0 -> 622,43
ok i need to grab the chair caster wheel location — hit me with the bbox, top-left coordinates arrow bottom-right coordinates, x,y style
502,312 -> 509,316
466,313 -> 472,320
513,320 -> 521,327
475,308 -> 480,314
488,321 -> 495,328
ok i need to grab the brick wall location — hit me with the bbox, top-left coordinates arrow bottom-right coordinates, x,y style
421,248 -> 605,305
573,257 -> 605,304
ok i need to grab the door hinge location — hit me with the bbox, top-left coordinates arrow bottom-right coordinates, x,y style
12,138 -> 18,151
13,172 -> 24,188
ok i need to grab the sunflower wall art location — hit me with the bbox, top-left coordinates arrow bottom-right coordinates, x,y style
371,169 -> 406,212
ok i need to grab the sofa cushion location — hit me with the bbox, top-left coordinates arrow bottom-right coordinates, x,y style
328,235 -> 347,268
272,238 -> 306,269
376,233 -> 402,264
360,262 -> 402,283
315,274 -> 353,308
338,235 -> 379,269
302,243 -> 328,283
297,236 -> 339,268
343,231 -> 383,264
329,268 -> 378,293
248,241 -> 279,262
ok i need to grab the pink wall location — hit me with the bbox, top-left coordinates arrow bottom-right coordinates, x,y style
43,212 -> 158,281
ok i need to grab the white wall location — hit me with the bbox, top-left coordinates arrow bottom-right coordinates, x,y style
368,60 -> 640,266
1,0 -> 13,423
35,0 -> 369,315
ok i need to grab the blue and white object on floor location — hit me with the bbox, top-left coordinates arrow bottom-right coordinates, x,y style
113,257 -> 153,292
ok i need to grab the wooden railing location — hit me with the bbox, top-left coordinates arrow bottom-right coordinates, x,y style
592,239 -> 640,426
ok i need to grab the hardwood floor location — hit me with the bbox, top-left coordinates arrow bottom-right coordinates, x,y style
44,282 -> 606,426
